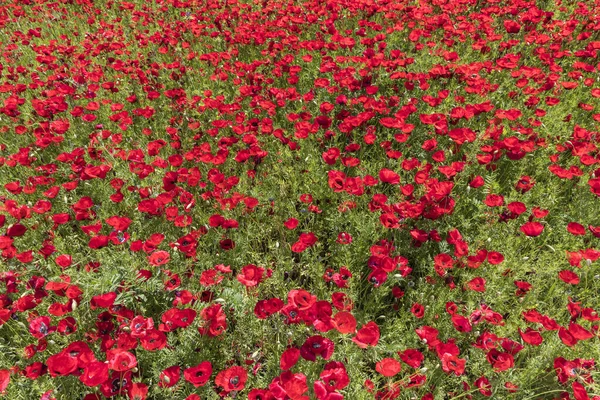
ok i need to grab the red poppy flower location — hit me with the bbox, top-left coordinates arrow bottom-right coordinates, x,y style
55,254 -> 72,268
322,148 -> 341,165
87,234 -> 110,249
470,176 -> 485,188
505,382 -> 519,393
467,277 -> 486,292
288,289 -> 316,311
105,216 -> 132,232
290,241 -> 308,253
215,366 -> 247,393
589,225 -> 600,238
336,232 -> 352,245
300,335 -> 334,361
57,316 -> 77,335
79,362 -> 109,387
520,222 -> 544,237
475,376 -> 492,396
487,349 -> 514,371
507,202 -> 527,215
198,304 -> 227,337
237,264 -> 265,287
161,308 -> 196,331
269,371 -> 309,399
398,349 -> 424,368
107,350 -> 137,372
352,321 -> 380,348
90,292 -> 117,309
248,389 -> 272,400
148,250 -> 170,266
559,270 -> 580,285
23,362 -> 46,379
284,218 -> 299,229
519,328 -> 543,346
451,314 -> 472,333
129,383 -> 148,400
558,327 -> 579,347
572,381 -> 590,400
297,232 -> 318,247
199,269 -> 223,287
47,352 -> 78,377
531,207 -> 549,218
440,353 -> 466,376
140,330 -> 167,351
484,194 -> 504,207
63,341 -> 97,369
504,20 -> 521,33
568,322 -> 594,341
333,311 -> 356,334
220,238 -> 236,250
487,251 -> 504,265
100,371 -> 132,398
159,366 -> 181,388
254,298 -> 284,319
316,362 -> 349,393
184,361 -> 212,387
411,303 -> 425,319
280,348 -> 300,370
0,370 -> 9,394
567,222 -> 586,236
376,358 -> 401,377
415,326 -> 440,349
29,316 -> 54,339
379,169 -> 400,185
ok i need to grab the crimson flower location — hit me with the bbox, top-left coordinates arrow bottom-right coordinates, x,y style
159,366 -> 181,388
237,264 -> 265,287
520,222 -> 544,237
0,370 -> 9,394
300,335 -> 334,361
376,358 -> 401,377
352,321 -> 380,348
79,362 -> 109,387
184,361 -> 212,387
440,353 -> 466,376
215,366 -> 247,393
129,383 -> 148,400
107,350 -> 137,372
280,348 -> 300,370
398,349 -> 424,368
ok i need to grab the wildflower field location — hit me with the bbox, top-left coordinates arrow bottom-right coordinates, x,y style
1,0 -> 600,398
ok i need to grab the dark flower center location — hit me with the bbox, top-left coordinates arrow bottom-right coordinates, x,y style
112,378 -> 127,392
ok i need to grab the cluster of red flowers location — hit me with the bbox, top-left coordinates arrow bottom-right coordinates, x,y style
1,0 -> 600,398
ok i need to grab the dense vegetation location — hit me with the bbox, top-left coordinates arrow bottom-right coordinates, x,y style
1,0 -> 600,399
